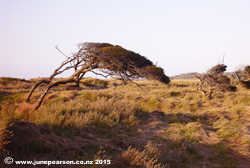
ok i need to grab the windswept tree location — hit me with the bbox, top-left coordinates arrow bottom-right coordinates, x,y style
196,63 -> 236,98
17,42 -> 170,112
233,65 -> 250,89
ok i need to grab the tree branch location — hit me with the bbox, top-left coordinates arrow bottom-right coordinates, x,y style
55,46 -> 70,58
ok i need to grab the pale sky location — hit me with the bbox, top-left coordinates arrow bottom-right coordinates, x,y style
1,0 -> 250,79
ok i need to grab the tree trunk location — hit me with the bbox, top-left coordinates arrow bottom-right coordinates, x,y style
16,78 -> 75,113
208,86 -> 213,99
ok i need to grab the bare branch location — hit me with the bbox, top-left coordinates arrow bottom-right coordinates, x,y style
55,46 -> 70,58
91,70 -> 110,78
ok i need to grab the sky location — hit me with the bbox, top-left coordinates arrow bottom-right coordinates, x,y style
1,0 -> 250,79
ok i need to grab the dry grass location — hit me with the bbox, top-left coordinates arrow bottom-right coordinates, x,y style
1,77 -> 250,167
118,142 -> 166,168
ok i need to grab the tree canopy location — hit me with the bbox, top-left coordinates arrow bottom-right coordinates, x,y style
76,43 -> 170,84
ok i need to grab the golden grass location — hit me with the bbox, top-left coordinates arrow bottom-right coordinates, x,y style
1,77 -> 250,167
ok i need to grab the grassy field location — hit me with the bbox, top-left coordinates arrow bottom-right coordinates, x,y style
0,77 -> 250,167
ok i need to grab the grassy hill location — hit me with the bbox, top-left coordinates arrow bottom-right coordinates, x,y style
1,77 -> 250,167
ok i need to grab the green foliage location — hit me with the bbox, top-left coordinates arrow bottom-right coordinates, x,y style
143,66 -> 170,84
169,91 -> 181,97
81,78 -> 108,87
101,46 -> 153,69
0,93 -> 26,103
79,91 -> 112,101
84,42 -> 170,84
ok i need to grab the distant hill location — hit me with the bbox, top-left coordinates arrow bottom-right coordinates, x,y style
170,72 -> 199,79
170,72 -> 236,80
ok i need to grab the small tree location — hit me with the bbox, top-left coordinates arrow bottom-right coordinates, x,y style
233,65 -> 250,89
196,63 -> 236,98
17,42 -> 170,112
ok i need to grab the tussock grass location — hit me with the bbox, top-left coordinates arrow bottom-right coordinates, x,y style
1,78 -> 250,167
116,142 -> 166,168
